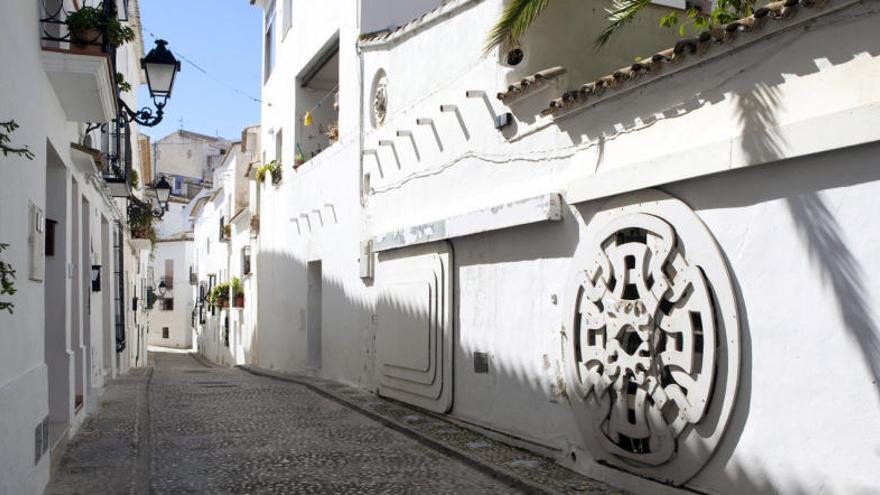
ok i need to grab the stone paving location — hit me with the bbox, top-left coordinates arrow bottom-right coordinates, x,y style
44,367 -> 152,495
45,351 -> 625,494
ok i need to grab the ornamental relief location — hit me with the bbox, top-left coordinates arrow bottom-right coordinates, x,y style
564,190 -> 740,485
371,70 -> 388,128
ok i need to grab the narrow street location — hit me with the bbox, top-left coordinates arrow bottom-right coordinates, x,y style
45,351 -> 522,494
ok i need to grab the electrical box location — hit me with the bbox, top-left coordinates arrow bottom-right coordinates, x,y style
359,240 -> 373,279
28,201 -> 45,281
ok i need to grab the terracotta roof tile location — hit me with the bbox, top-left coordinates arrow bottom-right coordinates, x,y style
496,66 -> 567,103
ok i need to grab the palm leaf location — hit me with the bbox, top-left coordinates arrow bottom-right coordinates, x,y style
484,0 -> 550,54
594,0 -> 653,49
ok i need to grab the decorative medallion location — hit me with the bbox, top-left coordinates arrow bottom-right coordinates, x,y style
371,70 -> 388,128
564,190 -> 740,485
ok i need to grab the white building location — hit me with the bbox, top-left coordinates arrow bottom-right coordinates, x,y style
191,126 -> 260,366
0,1 -> 155,493
235,0 -> 880,493
145,130 -> 229,350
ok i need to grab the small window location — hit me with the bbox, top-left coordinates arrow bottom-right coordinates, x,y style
162,298 -> 174,311
45,219 -> 58,256
162,327 -> 169,339
264,1 -> 277,82
242,246 -> 252,275
283,0 -> 292,36
186,149 -> 192,159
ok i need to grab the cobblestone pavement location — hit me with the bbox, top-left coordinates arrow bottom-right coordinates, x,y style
44,368 -> 151,495
149,351 -> 522,494
46,351 -> 624,495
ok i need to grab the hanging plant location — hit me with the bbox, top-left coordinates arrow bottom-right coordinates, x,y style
116,72 -> 132,93
256,160 -> 282,185
1,120 -> 32,314
1,121 -> 35,159
0,244 -> 15,314
66,5 -> 135,50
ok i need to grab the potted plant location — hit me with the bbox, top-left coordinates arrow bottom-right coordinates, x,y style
222,223 -> 232,240
66,6 -> 103,54
256,160 -> 282,185
209,282 -> 230,309
231,277 -> 244,308
66,5 -> 135,54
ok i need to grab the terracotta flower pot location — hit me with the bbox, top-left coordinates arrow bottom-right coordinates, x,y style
234,294 -> 245,308
70,28 -> 103,55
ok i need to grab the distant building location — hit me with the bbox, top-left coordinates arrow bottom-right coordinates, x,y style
146,130 -> 232,350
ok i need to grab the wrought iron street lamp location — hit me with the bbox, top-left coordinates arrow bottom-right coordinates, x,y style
91,265 -> 102,292
127,175 -> 172,221
157,279 -> 168,298
153,175 -> 172,211
119,39 -> 181,127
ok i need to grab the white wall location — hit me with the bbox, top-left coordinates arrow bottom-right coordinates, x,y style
246,0 -> 880,493
0,1 -> 148,493
147,240 -> 194,349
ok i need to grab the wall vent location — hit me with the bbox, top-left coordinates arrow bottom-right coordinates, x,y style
473,352 -> 489,374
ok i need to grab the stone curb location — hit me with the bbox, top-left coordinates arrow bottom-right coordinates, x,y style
237,364 -> 625,495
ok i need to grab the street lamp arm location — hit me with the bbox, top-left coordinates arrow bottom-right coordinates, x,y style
119,98 -> 166,128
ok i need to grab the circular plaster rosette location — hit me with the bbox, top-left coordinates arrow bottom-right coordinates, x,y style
563,189 -> 740,485
371,70 -> 388,128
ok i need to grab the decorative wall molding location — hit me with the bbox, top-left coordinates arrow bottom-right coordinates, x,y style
563,189 -> 740,485
376,241 -> 453,413
373,193 -> 562,252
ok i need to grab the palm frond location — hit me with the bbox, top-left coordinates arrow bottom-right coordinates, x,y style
594,0 -> 653,49
484,0 -> 550,54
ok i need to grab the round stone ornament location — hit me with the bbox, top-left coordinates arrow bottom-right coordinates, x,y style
563,189 -> 740,485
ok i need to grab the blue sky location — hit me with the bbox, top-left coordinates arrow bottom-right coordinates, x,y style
137,0 -> 262,141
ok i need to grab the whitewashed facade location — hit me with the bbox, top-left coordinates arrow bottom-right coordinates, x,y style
0,1 -> 154,493
145,131 -> 229,351
234,0 -> 880,493
192,126 -> 260,366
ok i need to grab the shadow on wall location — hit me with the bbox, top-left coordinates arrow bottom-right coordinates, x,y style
550,4 -> 880,165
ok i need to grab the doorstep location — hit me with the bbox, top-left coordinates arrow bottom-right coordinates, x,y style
238,364 -> 626,495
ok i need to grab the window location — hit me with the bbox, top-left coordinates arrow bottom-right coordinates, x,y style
45,219 -> 57,256
263,1 -> 276,82
162,327 -> 169,339
242,245 -> 252,276
282,0 -> 292,36
162,298 -> 174,311
295,34 -> 339,163
186,149 -> 192,159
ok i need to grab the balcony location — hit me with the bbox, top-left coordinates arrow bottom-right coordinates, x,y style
39,1 -> 121,123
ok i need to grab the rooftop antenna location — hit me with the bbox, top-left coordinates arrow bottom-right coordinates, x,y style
177,117 -> 184,130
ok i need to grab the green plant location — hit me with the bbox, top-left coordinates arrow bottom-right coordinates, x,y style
209,282 -> 231,306
0,244 -> 15,314
231,277 -> 242,296
485,0 -> 757,52
116,72 -> 132,93
1,120 -> 33,314
128,167 -> 139,189
66,5 -> 135,48
484,0 -> 549,53
1,120 -> 35,159
65,6 -> 103,33
657,0 -> 753,38
255,160 -> 282,184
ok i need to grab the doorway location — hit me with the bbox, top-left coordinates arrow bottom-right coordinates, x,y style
307,260 -> 322,369
44,143 -> 70,431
